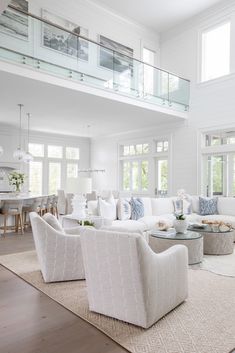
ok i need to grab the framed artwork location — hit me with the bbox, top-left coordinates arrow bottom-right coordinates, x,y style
99,35 -> 133,73
42,10 -> 89,61
0,0 -> 28,40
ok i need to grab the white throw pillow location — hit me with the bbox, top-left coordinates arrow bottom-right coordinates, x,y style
117,198 -> 131,220
43,213 -> 64,233
98,195 -> 117,221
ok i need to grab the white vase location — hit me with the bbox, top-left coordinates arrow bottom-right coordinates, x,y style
173,219 -> 188,234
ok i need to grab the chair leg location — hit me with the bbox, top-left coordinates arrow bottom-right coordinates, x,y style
3,215 -> 7,237
15,215 -> 19,233
55,206 -> 59,219
19,214 -> 24,235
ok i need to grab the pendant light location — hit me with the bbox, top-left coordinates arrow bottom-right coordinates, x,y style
13,104 -> 26,161
23,113 -> 34,163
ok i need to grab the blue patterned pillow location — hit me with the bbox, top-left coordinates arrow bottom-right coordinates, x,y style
130,197 -> 144,220
199,197 -> 218,215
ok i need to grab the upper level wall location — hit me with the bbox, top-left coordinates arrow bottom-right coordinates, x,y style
160,0 -> 235,129
30,0 -> 160,62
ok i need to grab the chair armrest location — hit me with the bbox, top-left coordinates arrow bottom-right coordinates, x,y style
65,226 -> 94,235
156,244 -> 188,276
64,226 -> 81,235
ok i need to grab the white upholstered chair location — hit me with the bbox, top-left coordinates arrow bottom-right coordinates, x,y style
81,229 -> 188,328
29,212 -> 85,283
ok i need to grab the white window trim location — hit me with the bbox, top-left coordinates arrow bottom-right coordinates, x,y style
28,141 -> 80,195
197,17 -> 232,85
200,129 -> 235,196
118,134 -> 172,196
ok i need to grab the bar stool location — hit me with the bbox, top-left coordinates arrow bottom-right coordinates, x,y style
40,196 -> 48,216
22,197 -> 42,228
0,200 -> 24,236
51,195 -> 59,218
46,195 -> 54,213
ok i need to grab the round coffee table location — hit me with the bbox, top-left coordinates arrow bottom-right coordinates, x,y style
188,226 -> 235,255
149,230 -> 203,265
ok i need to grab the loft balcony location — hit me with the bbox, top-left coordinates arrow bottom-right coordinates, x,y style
0,5 -> 190,115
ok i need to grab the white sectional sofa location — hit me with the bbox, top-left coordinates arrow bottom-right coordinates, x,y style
88,196 -> 235,235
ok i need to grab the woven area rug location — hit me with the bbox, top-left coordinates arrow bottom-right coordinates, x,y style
200,249 -> 235,277
1,251 -> 235,353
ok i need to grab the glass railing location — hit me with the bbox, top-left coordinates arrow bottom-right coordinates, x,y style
0,5 -> 190,112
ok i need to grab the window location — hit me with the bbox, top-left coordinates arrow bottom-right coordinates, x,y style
205,155 -> 226,196
156,140 -> 168,153
48,145 -> 63,158
143,48 -> 155,95
49,162 -> 61,194
158,159 -> 168,194
29,161 -> 43,195
28,143 -> 44,157
122,160 -> 149,192
201,22 -> 230,82
122,143 -> 149,156
123,161 -> 131,191
233,156 -> 235,195
205,132 -> 235,146
141,160 -> 148,191
66,147 -> 80,160
67,163 -> 78,178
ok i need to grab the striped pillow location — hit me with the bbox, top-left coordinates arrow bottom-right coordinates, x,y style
130,197 -> 144,220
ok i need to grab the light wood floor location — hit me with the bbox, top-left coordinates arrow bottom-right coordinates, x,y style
0,231 -> 128,353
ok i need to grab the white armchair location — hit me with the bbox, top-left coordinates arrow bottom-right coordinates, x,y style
81,229 -> 188,328
29,212 -> 85,283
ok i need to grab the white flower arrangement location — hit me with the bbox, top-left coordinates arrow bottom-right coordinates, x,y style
8,171 -> 26,192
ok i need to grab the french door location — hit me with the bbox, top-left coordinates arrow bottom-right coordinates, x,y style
155,158 -> 168,197
204,154 -> 227,196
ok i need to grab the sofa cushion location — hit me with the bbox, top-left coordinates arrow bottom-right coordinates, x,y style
199,197 -> 218,215
151,198 -> 174,216
43,213 -> 64,233
98,195 -> 117,221
87,200 -> 99,216
191,196 -> 200,214
141,197 -> 152,216
130,198 -> 144,220
103,220 -> 148,234
117,198 -> 131,220
217,197 -> 235,216
138,214 -> 175,230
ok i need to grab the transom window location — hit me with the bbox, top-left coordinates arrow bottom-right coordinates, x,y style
48,145 -> 63,159
205,132 -> 235,146
201,21 -> 230,82
122,143 -> 149,156
66,147 -> 80,160
156,140 -> 168,153
28,143 -> 44,157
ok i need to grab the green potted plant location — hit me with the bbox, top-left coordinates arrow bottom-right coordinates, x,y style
8,171 -> 25,194
78,220 -> 95,227
173,213 -> 188,234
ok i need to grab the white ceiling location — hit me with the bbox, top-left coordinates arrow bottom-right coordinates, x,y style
93,0 -> 224,32
0,71 -> 183,138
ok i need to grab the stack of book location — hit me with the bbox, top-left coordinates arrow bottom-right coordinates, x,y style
151,228 -> 176,237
